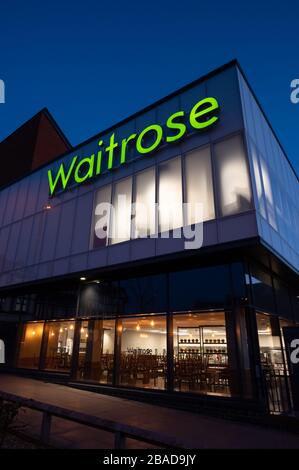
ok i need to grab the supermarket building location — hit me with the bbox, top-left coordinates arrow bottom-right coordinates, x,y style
0,60 -> 298,415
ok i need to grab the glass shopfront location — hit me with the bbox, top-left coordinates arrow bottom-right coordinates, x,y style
18,321 -> 44,369
77,318 -> 115,383
16,311 -> 235,397
117,315 -> 167,390
173,312 -> 231,396
43,320 -> 75,372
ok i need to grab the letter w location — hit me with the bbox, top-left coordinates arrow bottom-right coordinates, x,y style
47,156 -> 78,195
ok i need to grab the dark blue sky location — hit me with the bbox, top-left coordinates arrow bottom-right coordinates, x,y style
0,0 -> 298,173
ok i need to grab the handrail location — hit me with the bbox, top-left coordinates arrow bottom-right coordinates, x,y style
0,390 -> 185,449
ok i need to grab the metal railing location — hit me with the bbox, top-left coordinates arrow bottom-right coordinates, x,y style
0,390 -> 185,449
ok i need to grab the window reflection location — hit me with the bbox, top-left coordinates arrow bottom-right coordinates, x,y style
118,316 -> 167,390
43,320 -> 75,371
77,319 -> 115,384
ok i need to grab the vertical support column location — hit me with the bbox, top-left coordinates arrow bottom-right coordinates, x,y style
167,312 -> 174,393
113,318 -> 122,387
70,319 -> 81,380
234,305 -> 254,399
225,309 -> 241,397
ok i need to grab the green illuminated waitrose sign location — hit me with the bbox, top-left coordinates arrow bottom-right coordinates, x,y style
47,96 -> 220,196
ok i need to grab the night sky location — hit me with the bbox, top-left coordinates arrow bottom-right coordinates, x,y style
0,0 -> 298,173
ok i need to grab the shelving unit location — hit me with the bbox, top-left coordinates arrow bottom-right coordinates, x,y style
177,325 -> 228,366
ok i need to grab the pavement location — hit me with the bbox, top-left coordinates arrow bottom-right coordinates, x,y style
0,373 -> 299,449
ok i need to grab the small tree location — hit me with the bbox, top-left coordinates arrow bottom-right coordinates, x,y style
0,399 -> 20,447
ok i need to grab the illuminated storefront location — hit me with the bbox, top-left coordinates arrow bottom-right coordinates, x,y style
0,61 -> 298,414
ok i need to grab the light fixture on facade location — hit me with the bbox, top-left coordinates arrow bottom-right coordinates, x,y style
94,280 -> 101,284
43,202 -> 52,211
80,277 -> 86,281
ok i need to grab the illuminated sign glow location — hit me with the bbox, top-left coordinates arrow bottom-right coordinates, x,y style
47,96 -> 220,196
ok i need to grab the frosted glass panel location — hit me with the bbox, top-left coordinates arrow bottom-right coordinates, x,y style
93,185 -> 112,248
185,147 -> 215,223
158,157 -> 183,232
134,168 -> 156,238
214,135 -> 252,217
110,177 -> 132,244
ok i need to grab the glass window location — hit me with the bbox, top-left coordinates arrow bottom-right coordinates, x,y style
274,278 -> 292,319
256,314 -> 282,366
43,320 -> 75,371
110,177 -> 132,244
93,185 -> 112,248
118,315 -> 167,390
79,282 -> 120,317
214,135 -> 252,217
77,319 -> 115,384
173,312 -> 231,397
250,265 -> 275,313
256,313 -> 289,412
170,265 -> 231,311
185,147 -> 215,223
18,322 -> 44,369
133,168 -> 156,238
119,274 -> 168,314
158,157 -> 183,232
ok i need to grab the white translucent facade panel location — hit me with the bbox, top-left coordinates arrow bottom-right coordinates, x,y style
185,146 -> 215,224
93,185 -> 112,247
110,177 -> 132,244
214,135 -> 252,217
158,157 -> 183,232
134,168 -> 156,238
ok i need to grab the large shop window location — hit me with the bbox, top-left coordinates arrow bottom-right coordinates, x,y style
214,135 -> 252,217
173,312 -> 231,397
77,319 -> 115,384
158,157 -> 183,232
43,320 -> 75,372
118,316 -> 167,390
185,147 -> 215,223
18,322 -> 44,369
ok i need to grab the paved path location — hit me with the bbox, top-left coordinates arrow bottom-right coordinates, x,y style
0,374 -> 298,449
